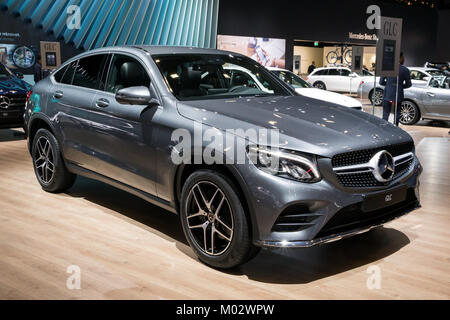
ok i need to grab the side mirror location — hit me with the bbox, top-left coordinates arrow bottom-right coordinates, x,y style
115,86 -> 156,105
15,72 -> 24,79
422,76 -> 431,82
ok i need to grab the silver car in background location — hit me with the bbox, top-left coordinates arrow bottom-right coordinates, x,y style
360,67 -> 447,107
361,75 -> 450,125
399,76 -> 450,125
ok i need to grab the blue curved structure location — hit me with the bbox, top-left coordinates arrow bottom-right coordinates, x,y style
0,0 -> 219,50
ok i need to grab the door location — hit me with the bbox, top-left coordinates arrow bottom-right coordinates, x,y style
49,54 -> 108,167
88,53 -> 159,195
425,78 -> 450,119
326,68 -> 343,91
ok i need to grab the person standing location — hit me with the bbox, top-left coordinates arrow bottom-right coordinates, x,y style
379,52 -> 412,126
307,61 -> 316,74
33,55 -> 43,84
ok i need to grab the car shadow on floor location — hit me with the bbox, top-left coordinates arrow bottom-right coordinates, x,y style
416,120 -> 449,128
0,129 -> 26,142
64,175 -> 411,285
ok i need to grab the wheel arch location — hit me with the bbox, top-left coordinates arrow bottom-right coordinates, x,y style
28,116 -> 57,154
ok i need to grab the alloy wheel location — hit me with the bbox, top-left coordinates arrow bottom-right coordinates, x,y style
34,136 -> 55,184
371,90 -> 383,105
400,101 -> 416,124
185,181 -> 234,256
315,83 -> 325,90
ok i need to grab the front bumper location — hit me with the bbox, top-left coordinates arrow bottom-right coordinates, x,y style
238,155 -> 422,248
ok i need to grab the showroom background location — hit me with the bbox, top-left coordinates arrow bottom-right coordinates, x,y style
0,0 -> 449,75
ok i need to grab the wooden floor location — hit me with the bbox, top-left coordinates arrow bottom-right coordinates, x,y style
0,120 -> 449,300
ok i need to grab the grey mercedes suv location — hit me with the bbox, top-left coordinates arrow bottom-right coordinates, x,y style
25,46 -> 422,269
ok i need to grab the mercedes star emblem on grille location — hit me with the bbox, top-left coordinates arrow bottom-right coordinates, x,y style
371,150 -> 395,182
0,95 -> 10,109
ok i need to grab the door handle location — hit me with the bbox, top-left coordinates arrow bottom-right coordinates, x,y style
53,91 -> 63,99
426,92 -> 435,97
96,98 -> 110,108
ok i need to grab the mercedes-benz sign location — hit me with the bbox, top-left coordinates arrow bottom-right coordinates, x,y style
371,150 -> 395,182
0,95 -> 10,109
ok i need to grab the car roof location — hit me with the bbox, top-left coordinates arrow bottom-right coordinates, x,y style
408,67 -> 439,73
313,66 -> 350,71
68,45 -> 247,62
267,67 -> 289,72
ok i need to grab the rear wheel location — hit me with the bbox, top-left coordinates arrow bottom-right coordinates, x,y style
399,100 -> 420,125
180,170 -> 259,269
313,81 -> 327,90
32,128 -> 76,193
369,88 -> 384,106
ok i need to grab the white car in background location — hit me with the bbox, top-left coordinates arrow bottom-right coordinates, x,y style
306,66 -> 366,93
268,67 -> 363,110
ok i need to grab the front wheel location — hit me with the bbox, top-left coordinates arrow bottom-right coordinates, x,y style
399,101 -> 420,125
326,51 -> 338,64
180,170 -> 259,269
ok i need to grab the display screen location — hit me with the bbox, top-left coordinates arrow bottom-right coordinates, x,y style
46,52 -> 57,67
217,35 -> 286,69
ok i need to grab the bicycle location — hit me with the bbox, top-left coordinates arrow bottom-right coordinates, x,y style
326,45 -> 352,65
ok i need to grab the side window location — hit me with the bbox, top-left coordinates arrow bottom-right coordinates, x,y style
230,70 -> 257,88
60,61 -> 78,85
72,55 -> 105,89
105,54 -> 150,94
328,69 -> 340,76
340,69 -> 351,76
53,64 -> 69,83
314,69 -> 326,76
418,72 -> 427,80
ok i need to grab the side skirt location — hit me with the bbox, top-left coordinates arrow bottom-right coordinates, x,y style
66,162 -> 178,214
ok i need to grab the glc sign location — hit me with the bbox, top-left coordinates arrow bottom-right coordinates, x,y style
376,16 -> 403,77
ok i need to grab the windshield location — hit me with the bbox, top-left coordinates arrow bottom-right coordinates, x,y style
429,76 -> 450,89
272,70 -> 310,88
153,54 -> 290,101
426,69 -> 446,77
0,63 -> 14,79
360,69 -> 374,76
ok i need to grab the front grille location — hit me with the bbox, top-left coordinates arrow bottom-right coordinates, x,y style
332,142 -> 415,188
272,204 -> 321,232
332,141 -> 414,168
336,171 -> 383,188
0,94 -> 27,110
315,188 -> 418,239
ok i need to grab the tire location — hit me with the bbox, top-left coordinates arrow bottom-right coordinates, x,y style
344,49 -> 352,64
32,128 -> 76,193
180,169 -> 258,269
399,100 -> 421,125
369,88 -> 384,106
326,51 -> 338,64
313,81 -> 327,90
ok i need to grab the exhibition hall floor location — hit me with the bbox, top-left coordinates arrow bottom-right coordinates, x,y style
0,118 -> 449,299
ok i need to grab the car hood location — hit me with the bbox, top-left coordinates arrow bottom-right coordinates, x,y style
0,76 -> 31,94
295,88 -> 362,108
177,95 -> 412,158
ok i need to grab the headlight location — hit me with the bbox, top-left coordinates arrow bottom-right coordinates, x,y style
247,145 -> 321,183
